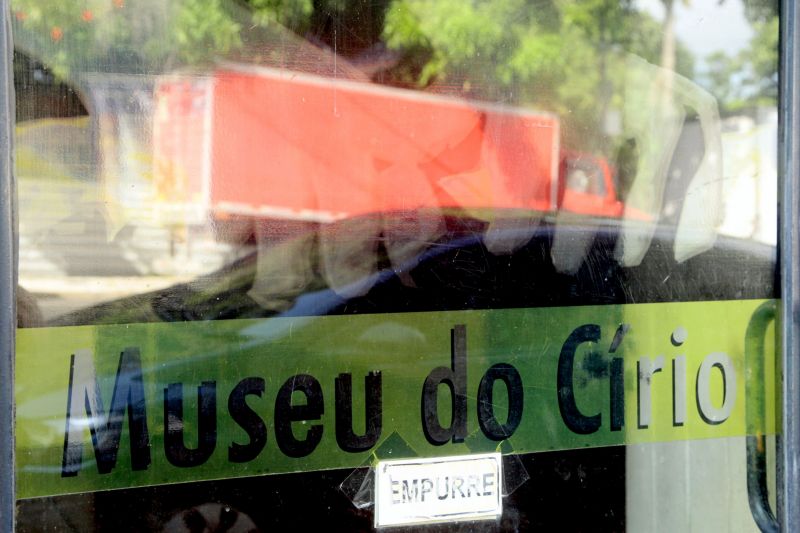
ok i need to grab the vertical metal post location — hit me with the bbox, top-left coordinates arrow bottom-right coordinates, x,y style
780,0 -> 800,531
0,0 -> 13,530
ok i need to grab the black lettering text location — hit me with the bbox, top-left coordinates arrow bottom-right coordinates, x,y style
61,348 -> 150,476
335,372 -> 382,452
557,324 -> 602,434
421,325 -> 468,445
477,363 -> 524,440
274,374 -> 324,458
228,377 -> 267,463
164,381 -> 217,467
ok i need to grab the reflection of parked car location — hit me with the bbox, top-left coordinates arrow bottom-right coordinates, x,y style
49,214 -> 774,326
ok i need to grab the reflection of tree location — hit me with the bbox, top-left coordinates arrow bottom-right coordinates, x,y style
381,0 -> 695,149
704,0 -> 778,112
10,0 -> 393,79
659,0 -> 678,75
12,0 -> 718,143
12,0 -> 182,78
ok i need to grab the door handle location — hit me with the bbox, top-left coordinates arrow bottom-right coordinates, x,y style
745,300 -> 778,533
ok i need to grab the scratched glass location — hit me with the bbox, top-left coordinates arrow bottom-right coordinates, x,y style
12,0 -> 779,531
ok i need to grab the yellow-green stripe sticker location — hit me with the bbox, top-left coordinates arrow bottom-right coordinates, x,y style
15,299 -> 778,499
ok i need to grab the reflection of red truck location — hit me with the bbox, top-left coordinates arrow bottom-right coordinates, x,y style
153,66 -> 624,235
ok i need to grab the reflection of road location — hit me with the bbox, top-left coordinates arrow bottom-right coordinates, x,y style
15,112 -> 254,320
17,178 -> 247,321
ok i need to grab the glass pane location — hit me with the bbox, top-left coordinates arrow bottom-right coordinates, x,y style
12,0 -> 779,531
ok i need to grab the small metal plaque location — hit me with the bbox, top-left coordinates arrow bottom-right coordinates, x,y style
374,453 -> 503,528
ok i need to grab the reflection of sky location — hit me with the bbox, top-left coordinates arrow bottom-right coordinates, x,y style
637,0 -> 753,58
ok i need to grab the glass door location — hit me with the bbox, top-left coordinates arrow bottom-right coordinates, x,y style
6,0 -> 786,530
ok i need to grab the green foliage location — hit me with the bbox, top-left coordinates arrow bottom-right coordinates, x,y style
11,0 -> 261,78
381,0 -> 434,83
248,0 -> 313,30
173,0 -> 242,64
562,0 -> 633,46
705,51 -> 741,109
11,0 -> 227,77
702,2 -> 778,112
747,16 -> 779,104
381,0 -> 697,147
742,0 -> 778,23
13,0 -> 775,124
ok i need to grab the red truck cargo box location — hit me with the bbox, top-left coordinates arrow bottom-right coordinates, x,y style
207,67 -> 560,221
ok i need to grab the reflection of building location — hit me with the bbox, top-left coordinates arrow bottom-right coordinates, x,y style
717,108 -> 778,245
14,71 -> 240,292
86,74 -> 154,223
